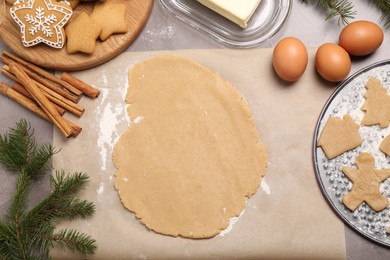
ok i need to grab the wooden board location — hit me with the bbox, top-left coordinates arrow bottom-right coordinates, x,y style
0,0 -> 154,71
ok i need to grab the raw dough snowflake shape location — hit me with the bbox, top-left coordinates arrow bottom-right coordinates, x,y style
10,0 -> 72,48
342,152 -> 390,212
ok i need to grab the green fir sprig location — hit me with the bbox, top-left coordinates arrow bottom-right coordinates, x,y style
300,0 -> 356,25
0,119 -> 97,259
299,0 -> 390,27
371,0 -> 390,27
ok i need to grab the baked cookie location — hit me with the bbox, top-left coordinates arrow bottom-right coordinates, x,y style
65,11 -> 101,54
342,152 -> 390,212
317,114 -> 362,159
361,77 -> 390,128
10,0 -> 72,48
90,0 -> 127,41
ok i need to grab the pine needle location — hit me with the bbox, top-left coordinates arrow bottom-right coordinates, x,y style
53,229 -> 97,255
0,120 -> 97,259
300,0 -> 390,27
300,0 -> 356,25
370,0 -> 390,28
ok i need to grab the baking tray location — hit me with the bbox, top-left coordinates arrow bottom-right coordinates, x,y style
313,60 -> 390,247
159,0 -> 292,48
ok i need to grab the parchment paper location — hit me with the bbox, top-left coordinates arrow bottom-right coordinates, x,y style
51,48 -> 346,259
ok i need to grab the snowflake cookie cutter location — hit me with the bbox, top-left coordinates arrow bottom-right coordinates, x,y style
10,0 -> 72,48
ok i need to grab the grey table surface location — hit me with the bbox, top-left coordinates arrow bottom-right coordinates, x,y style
1,1 -> 390,259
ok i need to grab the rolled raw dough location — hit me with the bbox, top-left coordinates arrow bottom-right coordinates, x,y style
113,55 -> 268,238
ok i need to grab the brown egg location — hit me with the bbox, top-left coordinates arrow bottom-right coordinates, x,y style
316,43 -> 351,82
339,20 -> 384,56
272,37 -> 308,82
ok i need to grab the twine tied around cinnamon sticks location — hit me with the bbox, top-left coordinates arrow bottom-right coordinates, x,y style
0,51 -> 100,138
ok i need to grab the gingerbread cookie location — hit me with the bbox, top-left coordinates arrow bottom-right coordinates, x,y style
361,77 -> 390,128
317,114 -> 362,159
65,11 -> 101,54
90,0 -> 127,41
342,153 -> 390,212
10,0 -> 73,48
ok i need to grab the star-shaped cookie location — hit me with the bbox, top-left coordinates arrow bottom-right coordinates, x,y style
342,153 -> 390,212
65,11 -> 101,54
90,1 -> 128,41
10,0 -> 73,48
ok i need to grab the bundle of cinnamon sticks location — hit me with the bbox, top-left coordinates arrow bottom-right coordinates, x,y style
0,51 -> 100,138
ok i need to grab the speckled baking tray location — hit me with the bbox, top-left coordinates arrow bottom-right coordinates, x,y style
313,60 -> 390,247
159,0 -> 292,48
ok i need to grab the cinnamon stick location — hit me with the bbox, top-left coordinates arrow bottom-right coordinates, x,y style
12,82 -> 66,116
3,51 -> 83,97
0,82 -> 50,120
9,63 -> 74,138
2,66 -> 84,117
60,72 -> 100,98
11,82 -> 32,98
0,83 -> 81,136
0,55 -> 80,103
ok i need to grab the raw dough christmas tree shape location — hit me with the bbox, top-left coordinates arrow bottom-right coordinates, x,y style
10,0 -> 72,48
317,114 -> 362,159
65,11 -> 101,54
361,77 -> 390,128
90,0 -> 127,41
342,152 -> 390,212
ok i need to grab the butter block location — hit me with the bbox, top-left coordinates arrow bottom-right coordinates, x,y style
197,0 -> 262,28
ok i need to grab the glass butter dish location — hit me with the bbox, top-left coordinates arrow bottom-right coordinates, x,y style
159,0 -> 292,48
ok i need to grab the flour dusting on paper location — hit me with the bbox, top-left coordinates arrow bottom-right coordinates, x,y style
261,179 -> 271,195
97,182 -> 104,195
219,209 -> 246,237
96,88 -> 127,171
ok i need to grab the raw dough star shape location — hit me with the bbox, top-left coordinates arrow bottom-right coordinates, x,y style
65,11 -> 101,54
342,153 -> 390,212
361,77 -> 390,128
317,114 -> 362,159
90,1 -> 127,41
10,0 -> 72,48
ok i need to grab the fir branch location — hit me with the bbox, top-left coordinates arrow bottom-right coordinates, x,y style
7,171 -> 31,223
301,0 -> 390,27
0,120 -> 97,258
370,0 -> 390,27
0,119 -> 32,173
0,119 -> 57,178
52,229 -> 97,255
25,171 -> 95,226
300,0 -> 356,25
